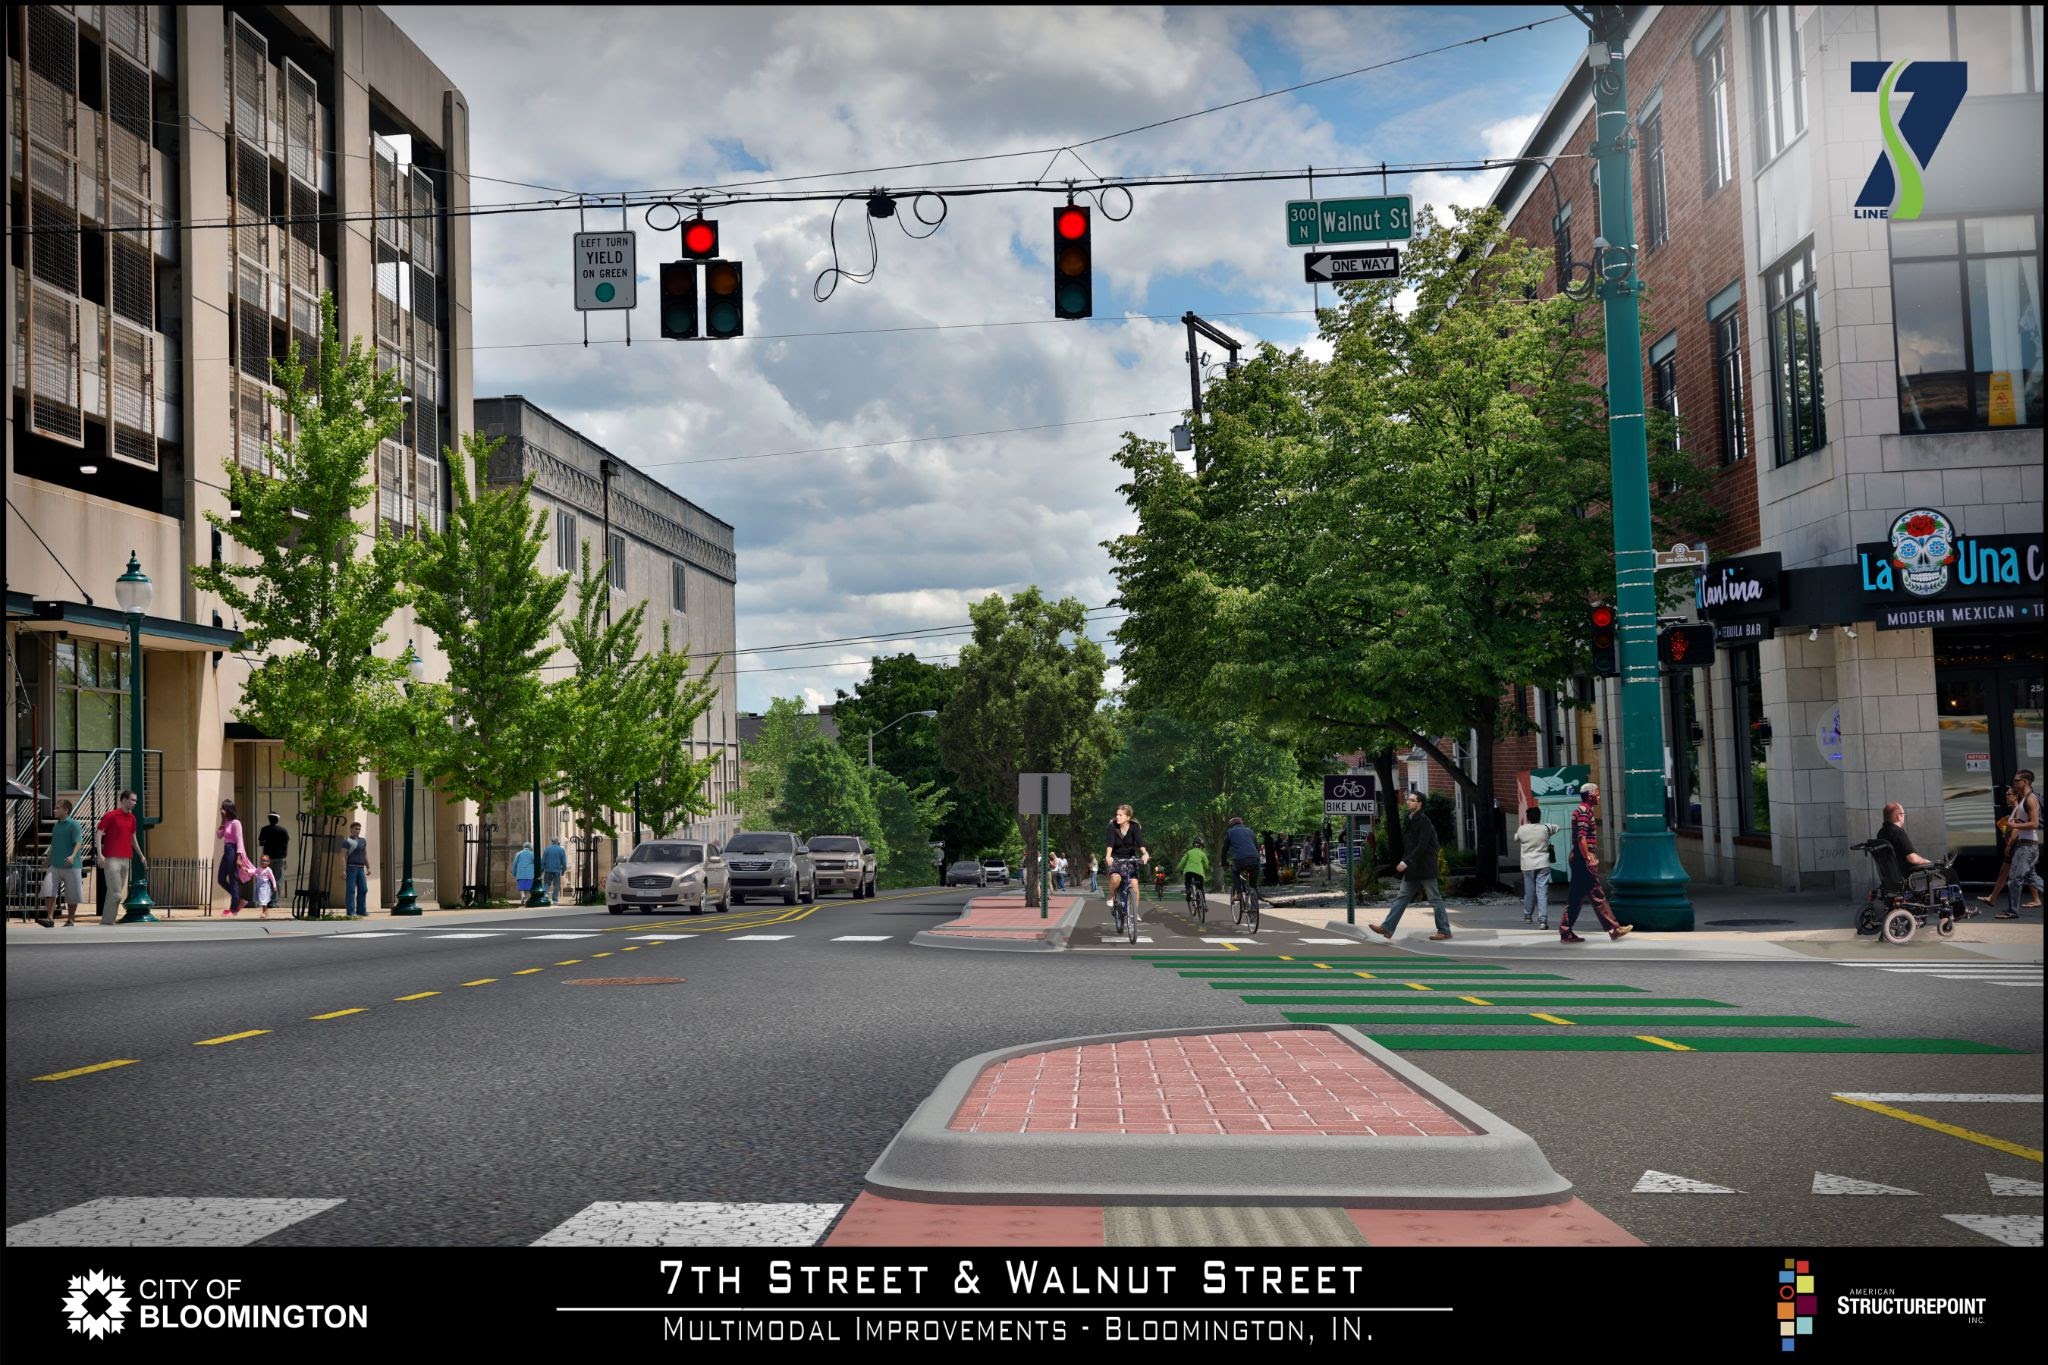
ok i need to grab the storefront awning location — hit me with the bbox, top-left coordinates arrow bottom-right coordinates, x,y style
8,597 -> 244,652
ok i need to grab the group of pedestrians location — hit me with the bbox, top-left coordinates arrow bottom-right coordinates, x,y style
1980,770 -> 2042,919
512,837 -> 570,902
34,789 -> 141,928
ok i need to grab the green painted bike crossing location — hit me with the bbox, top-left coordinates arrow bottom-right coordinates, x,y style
1127,956 -> 2020,1055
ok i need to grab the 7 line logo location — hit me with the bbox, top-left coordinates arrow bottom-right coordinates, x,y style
1851,61 -> 1967,221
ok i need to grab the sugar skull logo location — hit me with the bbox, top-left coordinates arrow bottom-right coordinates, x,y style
1888,507 -> 1956,597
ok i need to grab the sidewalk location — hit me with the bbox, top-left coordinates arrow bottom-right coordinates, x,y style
4,898 -> 597,943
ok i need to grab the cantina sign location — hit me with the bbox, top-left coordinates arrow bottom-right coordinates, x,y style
1697,553 -> 1782,617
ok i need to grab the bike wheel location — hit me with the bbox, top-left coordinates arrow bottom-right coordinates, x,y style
1244,889 -> 1260,935
1127,891 -> 1140,944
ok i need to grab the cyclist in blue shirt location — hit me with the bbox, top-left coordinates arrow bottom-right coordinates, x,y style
1222,816 -> 1261,902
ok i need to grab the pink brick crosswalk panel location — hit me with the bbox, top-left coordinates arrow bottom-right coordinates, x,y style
928,895 -> 1080,938
948,1030 -> 1478,1137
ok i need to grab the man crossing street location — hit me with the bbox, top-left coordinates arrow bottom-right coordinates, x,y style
1563,784 -> 1631,943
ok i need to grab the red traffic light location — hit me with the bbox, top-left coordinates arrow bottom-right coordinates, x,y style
1591,604 -> 1616,628
682,219 -> 719,259
1057,207 -> 1088,240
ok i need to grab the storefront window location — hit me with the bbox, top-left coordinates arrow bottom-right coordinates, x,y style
1731,645 -> 1770,835
1892,215 -> 2044,432
1668,669 -> 1703,830
52,640 -> 132,790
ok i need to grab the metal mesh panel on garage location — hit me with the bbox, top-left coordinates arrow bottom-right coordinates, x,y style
21,5 -> 86,446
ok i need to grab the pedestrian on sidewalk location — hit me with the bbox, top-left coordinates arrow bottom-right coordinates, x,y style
2000,770 -> 2042,920
253,854 -> 278,919
258,813 -> 290,903
42,796 -> 85,927
1371,791 -> 1452,942
341,821 -> 370,917
513,841 -> 536,896
1980,785 -> 2019,910
1088,854 -> 1099,893
541,836 -> 568,902
1515,805 -> 1560,929
216,799 -> 251,917
1563,784 -> 1630,943
1052,852 -> 1067,891
96,789 -> 139,925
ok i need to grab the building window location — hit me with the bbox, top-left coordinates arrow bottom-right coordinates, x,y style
1640,107 -> 1668,249
1883,7 -> 2044,97
53,641 -> 133,789
555,511 -> 578,574
1891,215 -> 2044,433
1730,644 -> 1770,836
1712,301 -> 1748,463
672,559 -> 688,615
1749,6 -> 1808,166
607,532 -> 627,590
1667,669 -> 1702,831
1765,243 -> 1825,465
1552,199 -> 1573,277
1651,335 -> 1681,492
1697,33 -> 1733,193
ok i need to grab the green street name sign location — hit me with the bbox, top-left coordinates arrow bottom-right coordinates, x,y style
1284,195 -> 1414,245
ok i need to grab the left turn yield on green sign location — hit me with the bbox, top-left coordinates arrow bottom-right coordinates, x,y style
574,231 -> 637,310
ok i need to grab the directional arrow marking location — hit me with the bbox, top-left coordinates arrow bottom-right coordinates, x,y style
1812,1172 -> 1921,1196
1633,1170 -> 1742,1194
1986,1173 -> 2045,1197
1940,1214 -> 2043,1247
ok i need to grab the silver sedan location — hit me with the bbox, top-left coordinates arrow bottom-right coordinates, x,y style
606,840 -> 729,915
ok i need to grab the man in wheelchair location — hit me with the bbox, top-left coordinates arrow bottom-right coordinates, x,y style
1855,803 -> 1969,940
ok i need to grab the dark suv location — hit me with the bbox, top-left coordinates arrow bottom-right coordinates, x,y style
806,835 -> 876,898
724,831 -> 815,905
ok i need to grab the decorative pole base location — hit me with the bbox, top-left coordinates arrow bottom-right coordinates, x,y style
1608,830 -> 1695,930
117,892 -> 158,924
392,880 -> 422,916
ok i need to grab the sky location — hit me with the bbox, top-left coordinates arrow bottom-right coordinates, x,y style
384,5 -> 1587,713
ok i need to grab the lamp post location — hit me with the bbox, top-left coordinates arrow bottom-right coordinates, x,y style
393,642 -> 427,915
868,710 -> 937,769
114,551 -> 156,922
527,782 -> 552,907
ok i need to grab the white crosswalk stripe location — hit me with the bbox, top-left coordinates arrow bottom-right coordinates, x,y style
1833,962 -> 2042,989
730,934 -> 793,941
531,1201 -> 842,1247
5,1197 -> 343,1247
832,935 -> 892,941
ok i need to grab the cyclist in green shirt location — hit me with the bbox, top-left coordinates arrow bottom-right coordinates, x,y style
1178,839 -> 1212,906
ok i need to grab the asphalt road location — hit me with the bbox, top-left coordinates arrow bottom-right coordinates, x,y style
6,884 -> 2041,1247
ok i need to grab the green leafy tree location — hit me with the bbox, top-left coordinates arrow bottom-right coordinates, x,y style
550,545 -> 661,886
194,291 -> 417,818
1109,207 -> 1716,887
1090,711 -> 1321,875
410,432 -> 568,820
938,588 -> 1118,903
635,641 -> 722,839
775,737 -> 883,848
868,767 -> 955,888
735,697 -> 821,830
832,652 -> 1011,860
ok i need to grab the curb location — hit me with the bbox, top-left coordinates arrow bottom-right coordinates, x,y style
912,895 -> 1087,954
863,1022 -> 1573,1208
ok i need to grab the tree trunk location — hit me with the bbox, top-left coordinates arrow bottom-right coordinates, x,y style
1018,813 -> 1040,904
1371,747 -> 1400,870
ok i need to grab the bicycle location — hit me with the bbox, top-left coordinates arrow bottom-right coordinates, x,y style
1184,874 -> 1206,926
1231,863 -> 1261,935
1111,859 -> 1142,944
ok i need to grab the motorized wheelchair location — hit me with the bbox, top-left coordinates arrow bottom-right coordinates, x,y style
1851,838 -> 1969,943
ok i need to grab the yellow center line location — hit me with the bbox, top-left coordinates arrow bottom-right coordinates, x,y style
310,1008 -> 367,1020
461,978 -> 497,987
1833,1096 -> 2044,1163
1221,942 -> 1240,952
1530,1013 -> 1574,1026
194,1030 -> 270,1046
1278,955 -> 1295,961
1407,982 -> 1434,991
556,960 -> 582,966
514,968 -> 545,975
34,1059 -> 140,1082
1313,963 -> 1332,970
1353,971 -> 1376,980
395,991 -> 440,1001
1460,995 -> 1492,1005
621,945 -> 640,951
591,952 -> 613,958
1638,1035 -> 1692,1051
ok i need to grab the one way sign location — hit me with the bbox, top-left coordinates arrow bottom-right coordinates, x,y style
1303,249 -> 1400,283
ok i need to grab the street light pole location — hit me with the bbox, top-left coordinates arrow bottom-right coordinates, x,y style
867,709 -> 938,769
527,782 -> 553,907
393,642 -> 426,915
114,552 -> 156,922
1583,7 -> 1692,929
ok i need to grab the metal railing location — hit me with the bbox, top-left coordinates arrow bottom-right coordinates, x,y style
44,749 -> 164,826
6,855 -> 220,918
8,749 -> 49,860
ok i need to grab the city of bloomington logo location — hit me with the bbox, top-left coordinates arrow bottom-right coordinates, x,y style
1851,61 -> 1966,220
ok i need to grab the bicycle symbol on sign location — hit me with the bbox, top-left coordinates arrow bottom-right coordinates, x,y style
1328,776 -> 1373,800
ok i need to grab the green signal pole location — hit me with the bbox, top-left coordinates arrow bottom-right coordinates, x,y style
1039,775 -> 1049,920
1587,10 -> 1692,929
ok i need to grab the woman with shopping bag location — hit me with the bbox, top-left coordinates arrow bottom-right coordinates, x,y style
216,798 -> 252,916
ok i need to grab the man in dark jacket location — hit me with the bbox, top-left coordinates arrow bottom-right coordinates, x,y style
1371,791 -> 1452,941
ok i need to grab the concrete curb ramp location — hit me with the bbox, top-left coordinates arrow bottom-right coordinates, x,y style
912,894 -> 1086,953
864,1023 -> 1572,1207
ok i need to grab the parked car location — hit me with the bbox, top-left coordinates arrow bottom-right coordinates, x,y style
606,840 -> 728,915
945,860 -> 988,888
980,857 -> 1010,883
806,835 -> 877,898
724,831 -> 815,905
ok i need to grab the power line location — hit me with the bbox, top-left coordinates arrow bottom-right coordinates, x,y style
723,609 -> 1125,659
636,413 -> 1176,472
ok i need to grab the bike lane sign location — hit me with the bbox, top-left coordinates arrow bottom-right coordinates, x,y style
1323,774 -> 1376,816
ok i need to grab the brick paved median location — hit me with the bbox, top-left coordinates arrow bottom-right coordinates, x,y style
914,893 -> 1086,949
948,1030 -> 1479,1137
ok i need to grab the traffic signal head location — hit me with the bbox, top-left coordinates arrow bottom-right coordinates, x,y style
1053,205 -> 1092,319
704,259 -> 744,339
1659,623 -> 1715,668
1590,602 -> 1619,677
659,260 -> 698,340
681,218 -> 719,260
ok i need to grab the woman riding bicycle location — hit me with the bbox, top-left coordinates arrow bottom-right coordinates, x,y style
1104,804 -> 1148,926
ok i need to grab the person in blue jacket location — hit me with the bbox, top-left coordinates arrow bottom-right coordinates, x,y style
513,841 -> 536,896
541,837 -> 569,902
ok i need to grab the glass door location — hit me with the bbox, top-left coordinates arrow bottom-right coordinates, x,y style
1936,672 -> 1996,863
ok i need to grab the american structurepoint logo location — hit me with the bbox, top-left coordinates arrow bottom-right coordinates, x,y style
1778,1258 -> 1815,1349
